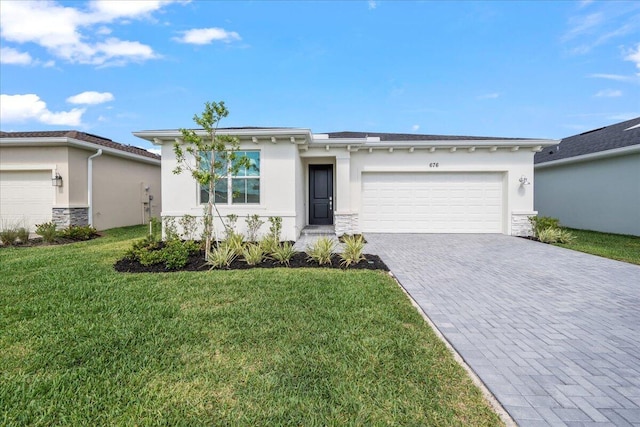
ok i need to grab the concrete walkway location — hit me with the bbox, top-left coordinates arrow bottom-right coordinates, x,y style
365,234 -> 640,427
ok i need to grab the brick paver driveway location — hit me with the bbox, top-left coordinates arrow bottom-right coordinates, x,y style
365,234 -> 640,426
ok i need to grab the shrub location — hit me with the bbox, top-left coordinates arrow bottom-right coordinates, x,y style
225,214 -> 238,240
17,227 -> 30,244
163,216 -> 180,241
340,235 -> 366,267
0,227 -> 19,246
179,214 -> 198,241
242,243 -> 265,266
529,216 -> 560,237
36,222 -> 58,243
58,225 -> 97,241
245,214 -> 264,242
208,244 -> 237,269
306,237 -> 335,266
271,241 -> 297,266
129,237 -> 198,269
268,216 -> 282,241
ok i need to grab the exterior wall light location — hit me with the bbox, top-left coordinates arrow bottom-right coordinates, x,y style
519,175 -> 530,186
52,173 -> 63,187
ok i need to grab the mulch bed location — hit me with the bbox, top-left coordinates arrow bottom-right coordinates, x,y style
0,235 -> 102,248
114,251 -> 389,273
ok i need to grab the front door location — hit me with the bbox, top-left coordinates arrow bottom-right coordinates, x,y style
309,165 -> 333,225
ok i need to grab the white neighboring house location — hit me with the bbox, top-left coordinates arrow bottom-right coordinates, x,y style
534,117 -> 640,237
134,128 -> 555,240
0,130 -> 161,231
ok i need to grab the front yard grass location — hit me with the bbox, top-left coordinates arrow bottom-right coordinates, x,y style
0,225 -> 502,426
556,228 -> 640,265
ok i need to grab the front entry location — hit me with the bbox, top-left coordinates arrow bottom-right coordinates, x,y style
309,165 -> 333,225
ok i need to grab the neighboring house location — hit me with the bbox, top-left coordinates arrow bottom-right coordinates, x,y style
134,128 -> 555,240
534,117 -> 640,236
0,130 -> 161,231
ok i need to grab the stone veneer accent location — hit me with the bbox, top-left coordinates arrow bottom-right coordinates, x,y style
511,212 -> 535,237
52,207 -> 89,228
334,212 -> 358,236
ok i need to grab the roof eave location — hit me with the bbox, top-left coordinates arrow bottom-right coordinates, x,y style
134,128 -> 314,144
535,144 -> 640,169
0,137 -> 160,165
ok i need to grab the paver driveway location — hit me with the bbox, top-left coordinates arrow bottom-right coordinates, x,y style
365,234 -> 640,427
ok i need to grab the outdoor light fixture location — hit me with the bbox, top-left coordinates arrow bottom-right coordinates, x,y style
52,173 -> 63,187
519,175 -> 530,186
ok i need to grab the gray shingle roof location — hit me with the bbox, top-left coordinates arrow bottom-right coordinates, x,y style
0,130 -> 160,160
535,117 -> 640,164
325,131 -> 532,141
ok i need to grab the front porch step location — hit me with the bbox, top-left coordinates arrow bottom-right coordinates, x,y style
300,225 -> 336,236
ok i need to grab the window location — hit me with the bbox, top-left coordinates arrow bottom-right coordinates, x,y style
200,151 -> 260,204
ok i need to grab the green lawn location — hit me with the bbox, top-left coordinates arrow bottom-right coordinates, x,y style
556,228 -> 640,265
0,226 -> 501,426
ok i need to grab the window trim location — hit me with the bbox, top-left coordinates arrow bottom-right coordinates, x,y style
199,150 -> 261,205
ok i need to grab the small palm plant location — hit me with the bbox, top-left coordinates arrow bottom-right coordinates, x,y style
306,237 -> 335,266
271,241 -> 297,266
340,235 -> 366,267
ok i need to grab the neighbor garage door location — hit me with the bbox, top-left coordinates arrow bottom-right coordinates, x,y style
0,170 -> 53,230
361,172 -> 503,233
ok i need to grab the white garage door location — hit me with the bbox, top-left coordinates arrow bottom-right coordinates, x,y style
361,172 -> 504,233
0,170 -> 53,231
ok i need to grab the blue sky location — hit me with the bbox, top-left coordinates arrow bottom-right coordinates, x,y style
1,0 -> 639,152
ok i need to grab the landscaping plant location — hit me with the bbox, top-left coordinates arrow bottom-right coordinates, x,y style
208,243 -> 237,269
173,101 -> 250,260
242,243 -> 265,266
163,216 -> 180,241
340,234 -> 366,267
268,216 -> 282,241
35,222 -> 58,243
225,214 -> 238,240
179,214 -> 198,241
271,241 -> 297,266
306,237 -> 335,266
245,214 -> 264,242
225,231 -> 245,256
529,216 -> 560,237
0,226 -> 19,246
58,225 -> 98,241
259,235 -> 280,255
16,227 -> 30,244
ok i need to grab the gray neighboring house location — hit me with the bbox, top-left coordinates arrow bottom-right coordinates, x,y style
534,117 -> 640,236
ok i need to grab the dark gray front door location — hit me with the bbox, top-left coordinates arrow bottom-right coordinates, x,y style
309,165 -> 333,225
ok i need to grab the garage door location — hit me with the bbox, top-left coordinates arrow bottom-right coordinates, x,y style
361,172 -> 503,233
0,170 -> 53,231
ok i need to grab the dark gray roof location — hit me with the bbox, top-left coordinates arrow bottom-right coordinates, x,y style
325,131 -> 532,141
0,130 -> 160,160
535,117 -> 640,164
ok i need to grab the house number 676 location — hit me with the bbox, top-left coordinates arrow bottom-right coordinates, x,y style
429,162 -> 439,167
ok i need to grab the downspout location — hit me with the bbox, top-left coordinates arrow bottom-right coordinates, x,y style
87,149 -> 103,227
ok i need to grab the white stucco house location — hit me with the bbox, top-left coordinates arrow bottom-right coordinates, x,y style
0,130 -> 161,231
134,128 -> 555,240
534,117 -> 640,236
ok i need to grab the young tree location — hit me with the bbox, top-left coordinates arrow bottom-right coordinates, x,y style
173,101 -> 249,259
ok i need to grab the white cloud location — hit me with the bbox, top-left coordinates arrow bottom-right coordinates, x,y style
608,112 -> 639,121
595,89 -> 622,97
173,28 -> 241,45
147,147 -> 162,155
589,73 -> 635,82
625,43 -> 640,73
478,93 -> 500,100
0,0 -> 173,66
368,1 -> 378,10
0,94 -> 85,126
66,91 -> 115,105
411,124 -> 420,131
0,46 -> 32,65
562,12 -> 603,42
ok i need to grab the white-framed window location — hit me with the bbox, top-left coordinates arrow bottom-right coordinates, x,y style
200,150 -> 260,205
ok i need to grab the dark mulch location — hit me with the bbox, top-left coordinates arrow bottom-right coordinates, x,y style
0,235 -> 102,248
114,251 -> 389,273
